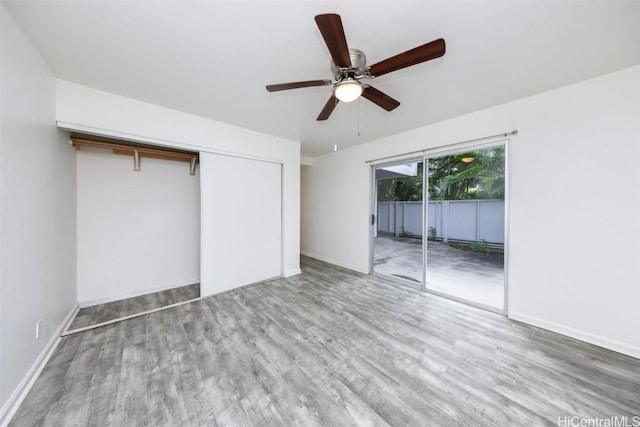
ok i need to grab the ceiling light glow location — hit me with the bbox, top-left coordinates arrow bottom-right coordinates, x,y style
333,78 -> 363,103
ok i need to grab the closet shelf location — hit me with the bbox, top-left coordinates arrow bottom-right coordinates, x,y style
71,137 -> 199,175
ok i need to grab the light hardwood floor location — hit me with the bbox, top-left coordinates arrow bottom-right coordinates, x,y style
10,257 -> 640,426
69,283 -> 200,330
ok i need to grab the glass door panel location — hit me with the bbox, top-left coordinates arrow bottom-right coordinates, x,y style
373,161 -> 424,285
425,146 -> 506,310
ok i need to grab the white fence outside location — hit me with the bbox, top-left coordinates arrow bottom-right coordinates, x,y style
377,200 -> 505,244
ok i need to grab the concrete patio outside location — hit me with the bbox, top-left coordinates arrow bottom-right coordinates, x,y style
373,235 -> 504,309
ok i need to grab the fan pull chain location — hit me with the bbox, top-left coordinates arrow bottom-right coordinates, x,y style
333,108 -> 338,151
357,98 -> 361,137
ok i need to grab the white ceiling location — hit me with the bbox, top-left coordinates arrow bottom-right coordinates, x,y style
4,1 -> 639,157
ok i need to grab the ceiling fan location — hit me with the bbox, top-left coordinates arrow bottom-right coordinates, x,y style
266,13 -> 446,121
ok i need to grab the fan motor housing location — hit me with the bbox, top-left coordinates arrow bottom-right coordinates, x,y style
331,48 -> 367,77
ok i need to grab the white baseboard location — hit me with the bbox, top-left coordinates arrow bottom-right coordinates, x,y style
284,268 -> 302,277
509,311 -> 640,359
300,251 -> 369,274
0,303 -> 79,427
78,278 -> 200,308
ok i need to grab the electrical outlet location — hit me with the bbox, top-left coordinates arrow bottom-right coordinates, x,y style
36,320 -> 42,339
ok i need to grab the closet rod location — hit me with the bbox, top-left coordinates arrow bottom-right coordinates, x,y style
364,130 -> 518,164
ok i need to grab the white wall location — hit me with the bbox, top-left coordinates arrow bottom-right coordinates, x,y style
56,80 -> 301,280
301,66 -> 640,358
0,5 -> 77,422
76,147 -> 200,305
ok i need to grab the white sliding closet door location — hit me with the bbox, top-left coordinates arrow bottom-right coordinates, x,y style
200,152 -> 282,297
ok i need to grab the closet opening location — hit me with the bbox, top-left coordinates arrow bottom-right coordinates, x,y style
69,134 -> 202,332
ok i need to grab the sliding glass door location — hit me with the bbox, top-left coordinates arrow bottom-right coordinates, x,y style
371,142 -> 507,313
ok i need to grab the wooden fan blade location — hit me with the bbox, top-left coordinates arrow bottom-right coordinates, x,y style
317,95 -> 339,121
314,14 -> 351,68
362,86 -> 400,111
266,80 -> 331,92
368,38 -> 445,77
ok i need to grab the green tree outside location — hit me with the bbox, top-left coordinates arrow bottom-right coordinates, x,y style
377,146 -> 505,202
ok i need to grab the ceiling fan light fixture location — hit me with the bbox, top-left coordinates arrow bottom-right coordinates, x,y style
333,78 -> 363,103
266,14 -> 445,121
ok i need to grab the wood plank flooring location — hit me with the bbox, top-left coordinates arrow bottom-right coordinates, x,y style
69,283 -> 200,330
10,257 -> 640,426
